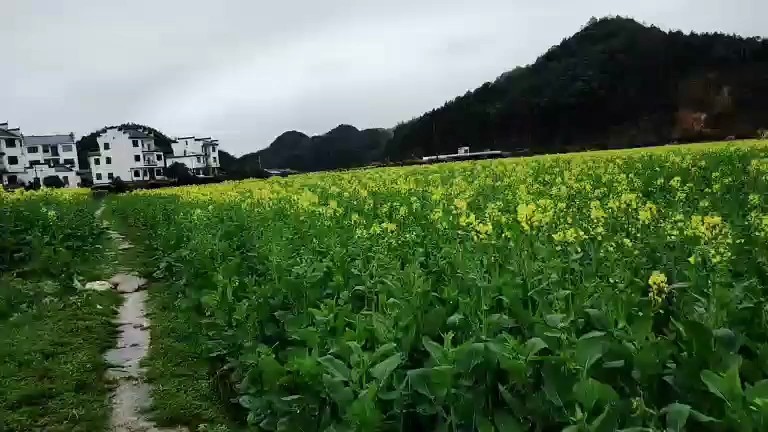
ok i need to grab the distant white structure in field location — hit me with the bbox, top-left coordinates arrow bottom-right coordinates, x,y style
88,127 -> 167,185
166,136 -> 220,175
421,147 -> 510,163
0,122 -> 81,188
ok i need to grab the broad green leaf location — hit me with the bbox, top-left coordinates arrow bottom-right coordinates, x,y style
369,352 -> 402,382
447,313 -> 464,326
488,313 -> 517,329
476,416 -> 495,432
319,355 -> 351,381
545,314 -> 566,328
688,409 -> 718,423
579,330 -> 606,340
407,368 -> 433,398
239,394 -> 260,410
603,360 -> 625,369
281,394 -> 302,401
746,379 -> 768,402
494,410 -> 524,432
456,342 -> 486,371
590,405 -> 618,432
700,370 -> 728,404
722,363 -> 744,401
713,328 -> 739,353
584,308 -> 610,330
576,336 -> 605,372
525,337 -> 549,357
422,336 -> 447,365
323,374 -> 354,404
371,343 -> 397,363
573,378 -> 618,412
662,403 -> 690,432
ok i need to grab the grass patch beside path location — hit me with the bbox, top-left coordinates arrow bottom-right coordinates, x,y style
143,281 -> 239,430
0,278 -> 120,432
1,192 -> 121,431
104,202 -> 239,431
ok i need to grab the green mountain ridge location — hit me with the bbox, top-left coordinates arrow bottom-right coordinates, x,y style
220,125 -> 392,176
386,16 -> 768,159
75,16 -> 768,175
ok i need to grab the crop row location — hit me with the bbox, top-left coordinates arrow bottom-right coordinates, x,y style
111,141 -> 768,431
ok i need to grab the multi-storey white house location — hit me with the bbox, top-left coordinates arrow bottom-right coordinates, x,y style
24,134 -> 80,169
202,138 -> 220,173
0,123 -> 25,185
88,127 -> 167,184
0,123 -> 81,188
166,136 -> 220,175
22,134 -> 81,187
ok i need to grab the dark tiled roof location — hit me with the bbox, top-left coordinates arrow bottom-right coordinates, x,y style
0,128 -> 20,138
125,130 -> 152,139
24,134 -> 74,146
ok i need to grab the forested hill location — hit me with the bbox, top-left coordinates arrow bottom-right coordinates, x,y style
221,125 -> 392,175
75,17 -> 768,175
386,16 -> 768,159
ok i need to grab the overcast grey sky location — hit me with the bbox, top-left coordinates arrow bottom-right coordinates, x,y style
3,0 -> 764,155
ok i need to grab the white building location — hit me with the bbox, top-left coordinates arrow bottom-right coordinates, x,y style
0,123 -> 25,185
88,127 -> 167,185
166,136 -> 220,175
0,122 -> 81,188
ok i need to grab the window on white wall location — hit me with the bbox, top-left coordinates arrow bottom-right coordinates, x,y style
107,173 -> 114,180
63,158 -> 75,165
133,170 -> 140,178
8,156 -> 18,165
5,139 -> 17,148
94,158 -> 100,166
62,144 -> 73,152
95,173 -> 102,180
155,168 -> 162,175
106,157 -> 112,164
104,142 -> 110,150
27,146 -> 39,153
132,140 -> 139,147
134,155 -> 140,162
42,145 -> 49,153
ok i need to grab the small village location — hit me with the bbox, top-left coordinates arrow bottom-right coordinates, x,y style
0,122 -> 221,189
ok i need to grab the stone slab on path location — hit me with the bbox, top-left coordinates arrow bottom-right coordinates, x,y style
109,274 -> 148,294
84,280 -> 113,291
97,203 -> 188,432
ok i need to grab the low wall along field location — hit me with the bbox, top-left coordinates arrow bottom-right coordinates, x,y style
109,140 -> 768,431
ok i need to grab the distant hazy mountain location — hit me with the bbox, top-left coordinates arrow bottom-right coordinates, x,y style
220,125 -> 392,175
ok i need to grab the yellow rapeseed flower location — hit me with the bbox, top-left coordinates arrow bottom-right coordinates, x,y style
648,271 -> 670,307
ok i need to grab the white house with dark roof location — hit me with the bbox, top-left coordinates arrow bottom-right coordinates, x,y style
0,122 -> 25,185
0,123 -> 81,188
166,136 -> 220,175
24,134 -> 80,171
88,127 -> 167,185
